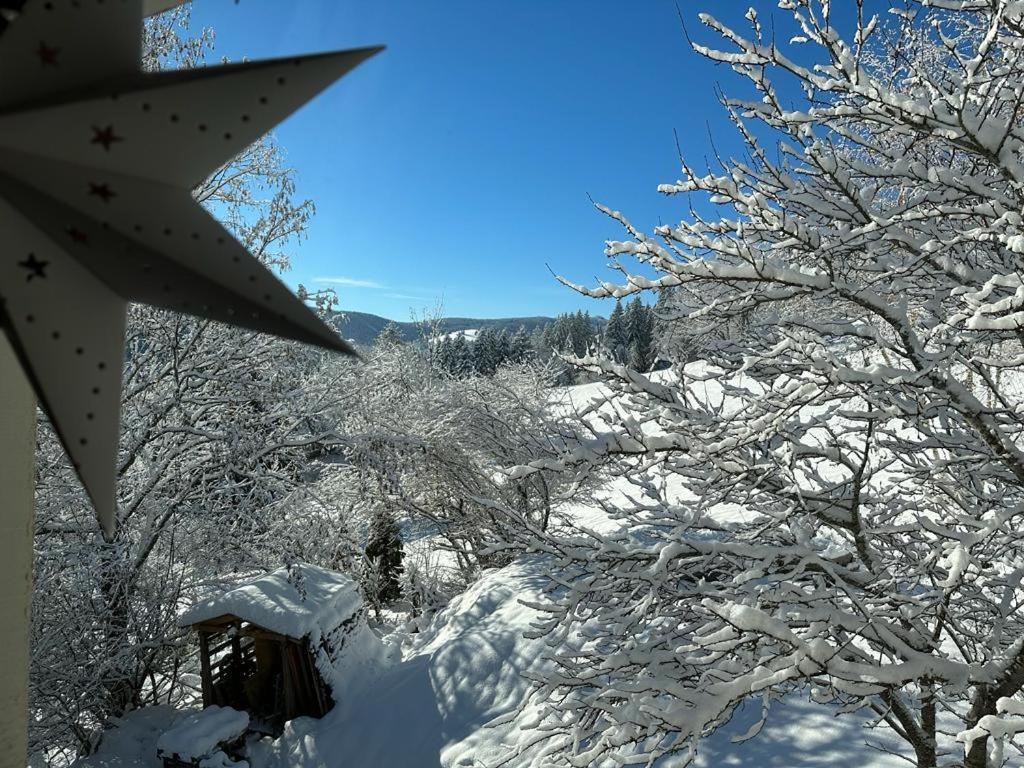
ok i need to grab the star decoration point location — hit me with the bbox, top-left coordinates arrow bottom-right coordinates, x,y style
90,125 -> 123,151
17,253 -> 49,281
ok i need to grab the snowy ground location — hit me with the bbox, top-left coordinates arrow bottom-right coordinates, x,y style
81,377 -> 916,768
83,549 -> 909,767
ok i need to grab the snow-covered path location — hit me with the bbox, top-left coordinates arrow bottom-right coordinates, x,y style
249,557 -> 554,768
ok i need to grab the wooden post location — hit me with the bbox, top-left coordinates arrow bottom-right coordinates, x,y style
198,631 -> 213,706
0,334 -> 35,763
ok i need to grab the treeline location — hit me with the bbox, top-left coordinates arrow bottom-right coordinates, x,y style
397,298 -> 657,380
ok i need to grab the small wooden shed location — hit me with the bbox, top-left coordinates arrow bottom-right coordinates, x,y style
179,564 -> 365,736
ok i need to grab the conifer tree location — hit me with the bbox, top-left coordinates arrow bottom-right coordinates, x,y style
494,329 -> 512,371
603,299 -> 628,363
473,327 -> 499,376
625,297 -> 654,372
433,335 -> 454,373
363,506 -> 404,608
510,326 -> 533,364
451,334 -> 471,376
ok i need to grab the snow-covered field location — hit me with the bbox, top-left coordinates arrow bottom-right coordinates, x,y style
81,377 -> 915,768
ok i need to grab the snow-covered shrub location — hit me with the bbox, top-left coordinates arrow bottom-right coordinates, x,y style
509,3 -> 1024,767
326,340 -> 594,582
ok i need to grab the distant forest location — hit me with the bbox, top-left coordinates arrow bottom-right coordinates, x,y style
331,311 -> 559,346
367,298 -> 658,381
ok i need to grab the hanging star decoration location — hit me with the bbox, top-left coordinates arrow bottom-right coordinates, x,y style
0,0 -> 379,536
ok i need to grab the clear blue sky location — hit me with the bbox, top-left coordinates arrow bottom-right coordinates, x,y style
187,1 -> 852,321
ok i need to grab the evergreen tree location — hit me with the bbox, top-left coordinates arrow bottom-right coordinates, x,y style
510,326 -> 532,364
433,335 -> 454,373
604,299 -> 628,363
571,311 -> 590,357
375,321 -> 404,349
473,327 -> 499,376
363,506 -> 404,607
494,329 -> 512,371
530,326 -> 550,363
451,334 -> 471,376
625,298 -> 654,372
541,317 -> 561,352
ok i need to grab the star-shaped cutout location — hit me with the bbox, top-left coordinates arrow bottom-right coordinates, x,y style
17,252 -> 48,281
88,181 -> 115,203
90,125 -> 123,151
0,0 -> 381,534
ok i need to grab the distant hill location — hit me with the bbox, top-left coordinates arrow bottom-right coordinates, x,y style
331,311 -> 600,347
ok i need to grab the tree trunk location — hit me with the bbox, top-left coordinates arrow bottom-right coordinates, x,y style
0,334 -> 35,764
965,687 -> 995,768
965,739 -> 989,768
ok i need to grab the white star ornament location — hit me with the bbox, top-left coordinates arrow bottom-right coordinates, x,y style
0,0 -> 379,534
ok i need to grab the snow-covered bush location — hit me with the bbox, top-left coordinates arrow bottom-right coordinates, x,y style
328,340 -> 593,582
510,3 -> 1024,767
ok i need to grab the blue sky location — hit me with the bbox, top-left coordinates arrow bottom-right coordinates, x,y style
187,1 -> 847,321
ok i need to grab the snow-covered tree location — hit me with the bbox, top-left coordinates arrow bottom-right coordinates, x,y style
654,283 -> 756,365
510,326 -> 534,365
495,329 -> 513,370
432,334 -> 455,373
471,327 -> 498,376
624,297 -> 655,372
450,333 -> 472,376
375,321 -> 405,349
330,339 -> 590,581
510,3 -> 1024,767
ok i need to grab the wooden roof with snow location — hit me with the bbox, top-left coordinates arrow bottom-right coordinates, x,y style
179,563 -> 362,641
